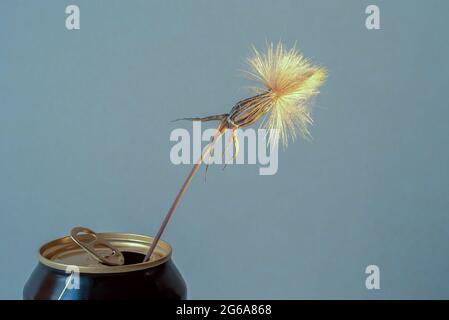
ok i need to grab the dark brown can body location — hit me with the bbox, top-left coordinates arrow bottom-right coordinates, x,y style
23,232 -> 187,300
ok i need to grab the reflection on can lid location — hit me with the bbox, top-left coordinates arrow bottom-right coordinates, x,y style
39,233 -> 171,274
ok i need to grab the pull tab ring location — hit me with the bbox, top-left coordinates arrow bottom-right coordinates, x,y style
70,227 -> 125,266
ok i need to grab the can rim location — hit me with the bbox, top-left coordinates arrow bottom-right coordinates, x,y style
39,232 -> 172,274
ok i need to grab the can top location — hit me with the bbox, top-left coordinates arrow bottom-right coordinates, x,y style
39,232 -> 171,274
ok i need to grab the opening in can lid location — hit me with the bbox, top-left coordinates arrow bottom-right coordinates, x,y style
39,233 -> 172,274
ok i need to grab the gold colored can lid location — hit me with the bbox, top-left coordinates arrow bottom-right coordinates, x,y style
39,231 -> 171,274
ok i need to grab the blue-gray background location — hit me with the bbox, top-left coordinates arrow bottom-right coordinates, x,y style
1,0 -> 448,299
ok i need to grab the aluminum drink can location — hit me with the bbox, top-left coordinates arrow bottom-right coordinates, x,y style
23,230 -> 187,300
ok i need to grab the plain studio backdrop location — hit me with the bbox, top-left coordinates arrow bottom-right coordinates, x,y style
1,0 -> 449,299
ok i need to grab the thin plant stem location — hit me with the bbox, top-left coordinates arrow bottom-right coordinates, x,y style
143,126 -> 224,262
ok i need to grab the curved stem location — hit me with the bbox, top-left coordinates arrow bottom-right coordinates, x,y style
143,126 -> 224,262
